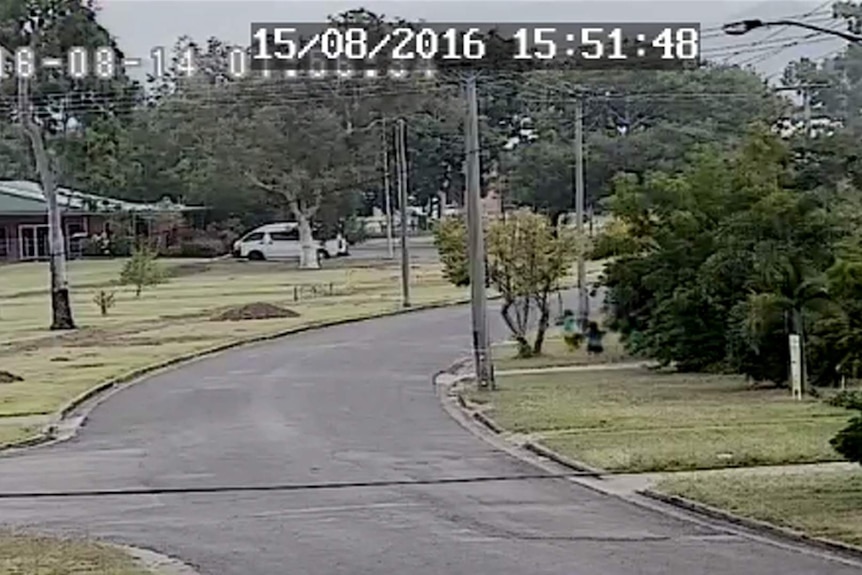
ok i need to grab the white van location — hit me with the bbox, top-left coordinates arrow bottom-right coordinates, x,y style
232,223 -> 349,261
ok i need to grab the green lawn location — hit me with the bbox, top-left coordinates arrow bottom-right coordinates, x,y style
492,330 -> 631,372
0,531 -> 150,575
466,368 -> 851,473
0,257 -> 470,446
657,468 -> 862,546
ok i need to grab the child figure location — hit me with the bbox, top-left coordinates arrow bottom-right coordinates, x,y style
561,310 -> 583,351
586,321 -> 604,355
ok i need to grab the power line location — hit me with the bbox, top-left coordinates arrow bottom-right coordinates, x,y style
745,0 -> 835,47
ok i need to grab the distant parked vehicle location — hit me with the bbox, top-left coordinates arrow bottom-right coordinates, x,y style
232,222 -> 349,262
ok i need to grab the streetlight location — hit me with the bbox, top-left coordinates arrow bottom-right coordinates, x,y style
722,18 -> 862,43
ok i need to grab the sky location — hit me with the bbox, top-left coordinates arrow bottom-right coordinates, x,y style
96,1 -> 846,83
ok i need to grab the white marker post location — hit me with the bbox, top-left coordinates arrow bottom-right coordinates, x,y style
789,334 -> 803,400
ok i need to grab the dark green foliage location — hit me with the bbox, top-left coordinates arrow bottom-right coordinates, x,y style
831,415 -> 862,465
600,127 -> 850,385
433,216 -> 470,287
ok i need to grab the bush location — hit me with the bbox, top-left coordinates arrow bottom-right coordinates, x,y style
829,390 -> 862,465
93,290 -> 116,316
80,235 -> 132,257
160,238 -> 226,258
433,216 -> 469,287
343,217 -> 367,246
120,244 -> 166,297
831,415 -> 862,465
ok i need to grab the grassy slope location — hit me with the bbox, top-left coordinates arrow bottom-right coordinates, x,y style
0,531 -> 149,575
657,469 -> 862,546
467,368 -> 850,472
0,258 -> 468,446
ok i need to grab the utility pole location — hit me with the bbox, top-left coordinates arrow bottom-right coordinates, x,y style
381,119 -> 394,259
465,72 -> 494,389
395,118 -> 411,307
574,95 -> 589,331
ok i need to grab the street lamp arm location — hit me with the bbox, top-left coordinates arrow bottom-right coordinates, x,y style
769,19 -> 862,43
722,18 -> 862,43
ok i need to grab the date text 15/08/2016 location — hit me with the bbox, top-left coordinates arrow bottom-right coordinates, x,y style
250,22 -> 701,73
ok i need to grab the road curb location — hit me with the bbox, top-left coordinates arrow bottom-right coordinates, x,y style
639,488 -> 862,561
0,298 -> 474,457
449,363 -> 609,477
521,441 -> 606,476
120,543 -> 202,575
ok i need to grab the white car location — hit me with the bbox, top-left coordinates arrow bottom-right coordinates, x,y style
232,223 -> 349,262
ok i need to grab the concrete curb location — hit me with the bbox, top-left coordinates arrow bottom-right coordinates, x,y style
451,366 -> 609,477
121,543 -> 202,575
0,297 -> 474,457
521,441 -> 606,476
639,489 -> 862,561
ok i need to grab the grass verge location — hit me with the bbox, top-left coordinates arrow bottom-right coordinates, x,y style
465,367 -> 850,473
0,531 -> 149,574
0,258 -> 470,447
492,331 -> 630,372
656,468 -> 862,546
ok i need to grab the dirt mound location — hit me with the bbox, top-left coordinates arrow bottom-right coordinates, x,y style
212,302 -> 301,322
0,371 -> 23,384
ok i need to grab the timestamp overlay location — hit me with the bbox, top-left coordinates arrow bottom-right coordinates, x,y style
249,22 -> 701,78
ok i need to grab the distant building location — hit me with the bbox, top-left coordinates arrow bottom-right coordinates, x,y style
0,180 -> 204,262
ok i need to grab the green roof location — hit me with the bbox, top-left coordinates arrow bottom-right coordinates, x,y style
0,188 -> 46,214
0,181 -> 204,216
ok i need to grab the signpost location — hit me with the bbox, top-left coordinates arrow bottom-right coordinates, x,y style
789,334 -> 803,400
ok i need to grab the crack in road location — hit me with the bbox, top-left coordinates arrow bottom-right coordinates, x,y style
0,472 -> 592,499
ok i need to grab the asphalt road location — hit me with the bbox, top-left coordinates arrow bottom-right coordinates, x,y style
0,303 -> 858,574
347,236 -> 440,262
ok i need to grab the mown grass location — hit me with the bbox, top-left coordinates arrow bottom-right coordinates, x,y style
0,531 -> 149,575
466,368 -> 851,473
657,469 -> 862,546
0,258 -> 469,446
492,331 -> 631,372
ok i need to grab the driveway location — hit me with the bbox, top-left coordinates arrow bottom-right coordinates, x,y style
0,304 -> 858,575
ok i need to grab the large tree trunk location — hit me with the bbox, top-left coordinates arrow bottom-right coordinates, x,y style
297,213 -> 320,270
24,112 -> 75,330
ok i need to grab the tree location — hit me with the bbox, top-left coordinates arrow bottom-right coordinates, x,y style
433,216 -> 469,286
0,0 -> 138,330
434,210 -> 577,357
488,210 -> 577,357
120,244 -> 166,297
600,126 -> 843,383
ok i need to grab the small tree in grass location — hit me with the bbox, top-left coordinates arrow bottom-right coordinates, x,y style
434,209 -> 578,357
120,243 -> 166,297
488,210 -> 578,357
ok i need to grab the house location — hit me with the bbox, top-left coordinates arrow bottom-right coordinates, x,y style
0,180 -> 204,262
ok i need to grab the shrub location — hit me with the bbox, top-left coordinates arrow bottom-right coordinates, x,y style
120,244 -> 166,297
433,216 -> 469,287
80,235 -> 132,257
343,217 -> 367,245
829,390 -> 862,465
93,290 -> 116,316
831,416 -> 862,465
160,238 -> 225,258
